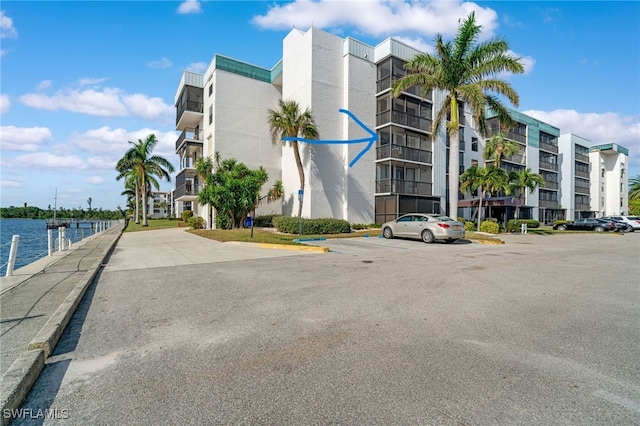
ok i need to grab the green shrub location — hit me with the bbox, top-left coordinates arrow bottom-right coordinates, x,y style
351,223 -> 379,230
272,216 -> 352,235
480,220 -> 500,234
507,219 -> 541,232
254,214 -> 280,228
554,219 -> 570,226
181,210 -> 193,222
215,212 -> 232,230
464,221 -> 476,232
187,216 -> 205,229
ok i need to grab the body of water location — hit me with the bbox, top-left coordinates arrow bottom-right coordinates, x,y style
0,219 -> 99,275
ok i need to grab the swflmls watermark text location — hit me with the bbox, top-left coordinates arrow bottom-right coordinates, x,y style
3,408 -> 69,420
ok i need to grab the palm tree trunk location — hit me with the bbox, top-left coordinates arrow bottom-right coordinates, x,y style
477,189 -> 484,232
134,182 -> 140,224
142,182 -> 148,226
292,141 -> 305,219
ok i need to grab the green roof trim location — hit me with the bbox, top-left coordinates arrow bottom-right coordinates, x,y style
590,143 -> 629,156
213,54 -> 282,84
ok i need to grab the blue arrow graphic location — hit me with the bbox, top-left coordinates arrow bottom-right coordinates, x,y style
282,108 -> 378,167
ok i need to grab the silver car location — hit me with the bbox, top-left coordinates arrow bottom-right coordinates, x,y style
382,213 -> 465,244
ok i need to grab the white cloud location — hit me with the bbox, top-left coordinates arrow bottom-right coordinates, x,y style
10,152 -> 88,170
523,109 -> 640,173
252,0 -> 499,39
1,11 -> 17,39
177,0 -> 202,14
18,84 -> 173,122
77,77 -> 109,87
1,179 -> 22,188
0,49 -> 7,57
1,94 -> 9,114
186,62 -> 207,73
146,57 -> 173,69
36,80 -> 52,91
88,176 -> 106,185
0,125 -> 53,152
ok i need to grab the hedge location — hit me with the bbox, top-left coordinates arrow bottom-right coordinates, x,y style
464,221 -> 476,232
480,220 -> 500,234
506,219 -> 541,232
253,214 -> 280,228
187,216 -> 205,229
181,210 -> 193,222
272,216 -> 352,234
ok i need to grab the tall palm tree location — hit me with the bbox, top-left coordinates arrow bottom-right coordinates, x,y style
116,134 -> 175,226
629,175 -> 640,201
508,168 -> 545,220
267,99 -> 319,220
484,127 -> 521,167
196,156 -> 214,229
392,12 -> 524,218
460,165 -> 509,231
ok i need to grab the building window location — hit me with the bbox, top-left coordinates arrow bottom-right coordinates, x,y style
471,137 -> 478,152
601,168 -> 605,178
208,105 -> 213,125
208,84 -> 213,96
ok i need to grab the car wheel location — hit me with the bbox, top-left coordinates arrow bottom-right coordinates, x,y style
594,226 -> 604,232
421,229 -> 435,244
556,225 -> 566,231
383,227 -> 393,239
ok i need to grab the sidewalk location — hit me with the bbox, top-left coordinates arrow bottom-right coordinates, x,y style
0,223 -> 124,424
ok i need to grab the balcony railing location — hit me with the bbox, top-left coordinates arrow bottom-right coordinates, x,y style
575,203 -> 591,211
376,179 -> 432,196
176,100 -> 203,125
488,126 -> 527,144
376,144 -> 433,163
544,181 -> 559,190
377,111 -> 432,132
575,153 -> 589,163
377,74 -> 428,98
175,127 -> 203,151
539,161 -> 558,171
539,141 -> 559,154
575,169 -> 590,179
539,199 -> 559,209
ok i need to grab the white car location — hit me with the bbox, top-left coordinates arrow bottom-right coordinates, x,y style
602,215 -> 640,231
382,213 -> 465,243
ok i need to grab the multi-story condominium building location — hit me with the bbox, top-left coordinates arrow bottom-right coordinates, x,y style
147,191 -> 170,219
173,26 -> 630,227
589,143 -> 629,216
558,134 -> 592,220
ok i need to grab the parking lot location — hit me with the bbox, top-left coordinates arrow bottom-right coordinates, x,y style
15,230 -> 640,425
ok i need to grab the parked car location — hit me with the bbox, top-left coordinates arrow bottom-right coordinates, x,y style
382,213 -> 465,243
553,218 -> 616,232
601,215 -> 640,231
601,217 -> 634,233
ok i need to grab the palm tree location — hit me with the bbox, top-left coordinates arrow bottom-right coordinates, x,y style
629,175 -> 640,201
484,127 -> 521,167
267,99 -> 319,220
508,168 -> 545,220
196,156 -> 215,229
392,12 -> 524,218
116,134 -> 175,226
460,165 -> 509,231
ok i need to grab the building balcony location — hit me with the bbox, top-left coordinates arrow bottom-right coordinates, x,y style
539,161 -> 558,171
575,153 -> 589,163
575,169 -> 590,179
376,74 -> 430,99
487,126 -> 527,144
174,169 -> 199,201
376,179 -> 432,196
539,141 -> 559,154
539,199 -> 559,209
575,203 -> 591,211
377,111 -> 432,132
176,99 -> 203,130
544,181 -> 559,190
377,144 -> 433,163
175,127 -> 203,152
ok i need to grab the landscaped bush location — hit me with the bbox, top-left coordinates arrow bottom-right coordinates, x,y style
181,210 -> 193,222
272,216 -> 352,235
464,221 -> 476,232
215,212 -> 232,230
506,219 -> 541,232
351,223 -> 379,230
554,219 -> 570,226
480,220 -> 500,234
187,216 -> 205,229
254,214 -> 280,228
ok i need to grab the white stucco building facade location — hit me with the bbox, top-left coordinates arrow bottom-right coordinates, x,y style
590,143 -> 629,216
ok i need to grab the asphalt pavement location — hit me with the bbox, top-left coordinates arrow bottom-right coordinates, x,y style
6,229 -> 640,425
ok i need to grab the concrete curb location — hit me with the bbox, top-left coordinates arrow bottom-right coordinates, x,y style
258,243 -> 330,253
0,350 -> 45,426
0,224 -> 124,424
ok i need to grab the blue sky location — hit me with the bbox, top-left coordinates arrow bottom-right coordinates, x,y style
1,0 -> 639,210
